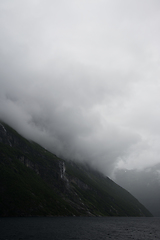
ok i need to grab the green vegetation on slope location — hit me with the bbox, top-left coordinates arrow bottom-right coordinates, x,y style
0,143 -> 78,216
65,161 -> 152,216
0,121 -> 152,217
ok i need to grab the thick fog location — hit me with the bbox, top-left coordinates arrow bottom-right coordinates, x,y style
1,0 -> 160,178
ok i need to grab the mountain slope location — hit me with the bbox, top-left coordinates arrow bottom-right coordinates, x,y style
0,121 -> 152,217
115,168 -> 160,216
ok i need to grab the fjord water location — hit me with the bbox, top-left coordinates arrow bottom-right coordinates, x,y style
0,217 -> 160,240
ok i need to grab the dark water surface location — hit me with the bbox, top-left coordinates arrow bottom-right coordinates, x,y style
0,217 -> 160,240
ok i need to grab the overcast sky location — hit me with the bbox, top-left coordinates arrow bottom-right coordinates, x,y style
1,0 -> 160,176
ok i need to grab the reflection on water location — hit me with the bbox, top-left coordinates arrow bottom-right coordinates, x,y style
0,217 -> 160,240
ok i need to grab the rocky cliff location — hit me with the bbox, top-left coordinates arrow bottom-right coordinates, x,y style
0,121 -> 152,217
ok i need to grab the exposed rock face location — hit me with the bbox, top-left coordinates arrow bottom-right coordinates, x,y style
0,121 -> 153,217
19,156 -> 40,174
0,123 -> 12,146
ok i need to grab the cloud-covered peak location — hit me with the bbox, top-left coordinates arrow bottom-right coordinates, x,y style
1,0 -> 160,176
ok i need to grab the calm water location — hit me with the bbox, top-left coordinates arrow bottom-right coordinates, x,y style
0,217 -> 160,240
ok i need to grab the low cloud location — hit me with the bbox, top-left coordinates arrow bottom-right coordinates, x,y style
1,0 -> 160,176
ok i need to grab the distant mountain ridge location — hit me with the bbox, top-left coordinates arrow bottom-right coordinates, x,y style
115,167 -> 160,216
0,121 -> 152,217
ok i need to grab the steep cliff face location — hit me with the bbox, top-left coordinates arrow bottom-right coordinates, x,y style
0,121 -> 152,217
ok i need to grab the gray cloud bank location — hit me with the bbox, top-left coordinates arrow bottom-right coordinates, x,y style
1,0 -> 160,176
